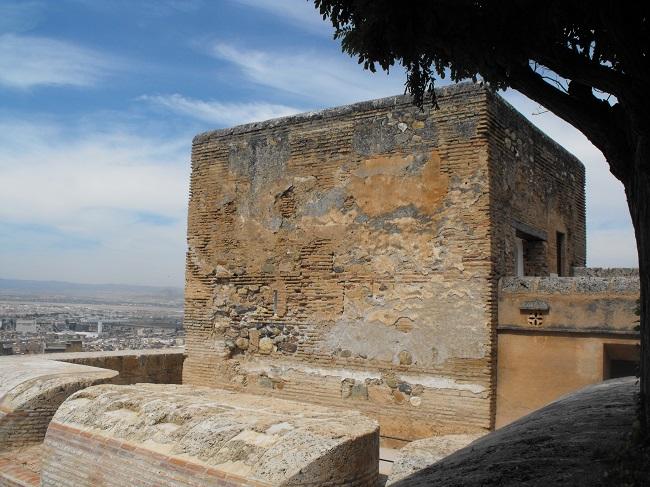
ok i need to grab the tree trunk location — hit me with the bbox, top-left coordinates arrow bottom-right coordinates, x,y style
625,137 -> 650,436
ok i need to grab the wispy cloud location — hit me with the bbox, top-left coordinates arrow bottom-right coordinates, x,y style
0,33 -> 119,89
0,115 -> 190,285
210,42 -> 405,106
139,93 -> 302,126
230,0 -> 331,35
70,0 -> 204,18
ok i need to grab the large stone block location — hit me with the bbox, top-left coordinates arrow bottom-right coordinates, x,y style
41,384 -> 379,487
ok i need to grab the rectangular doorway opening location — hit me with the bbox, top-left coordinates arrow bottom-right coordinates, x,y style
603,343 -> 640,380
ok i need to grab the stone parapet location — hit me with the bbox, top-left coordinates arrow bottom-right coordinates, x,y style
386,434 -> 483,485
41,384 -> 379,487
500,275 -> 639,295
498,275 -> 639,334
573,267 -> 639,278
53,347 -> 185,384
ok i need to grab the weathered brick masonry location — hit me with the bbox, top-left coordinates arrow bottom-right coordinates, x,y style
183,83 -> 585,440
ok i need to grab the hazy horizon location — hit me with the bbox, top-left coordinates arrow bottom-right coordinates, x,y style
0,276 -> 183,290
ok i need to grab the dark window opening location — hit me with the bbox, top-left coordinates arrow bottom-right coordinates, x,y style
556,231 -> 566,276
516,232 -> 547,276
604,343 -> 640,380
609,360 -> 638,379
512,221 -> 548,277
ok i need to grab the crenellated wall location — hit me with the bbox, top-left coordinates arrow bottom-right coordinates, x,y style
183,83 -> 586,440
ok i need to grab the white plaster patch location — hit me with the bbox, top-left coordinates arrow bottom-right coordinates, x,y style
243,360 -> 486,394
266,421 -> 294,435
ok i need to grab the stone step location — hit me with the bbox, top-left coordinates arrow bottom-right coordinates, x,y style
379,459 -> 393,476
380,447 -> 400,463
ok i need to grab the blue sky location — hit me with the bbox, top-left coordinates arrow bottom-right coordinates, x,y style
0,0 -> 637,286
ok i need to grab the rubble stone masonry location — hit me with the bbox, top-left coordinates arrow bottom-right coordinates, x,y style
183,83 -> 585,440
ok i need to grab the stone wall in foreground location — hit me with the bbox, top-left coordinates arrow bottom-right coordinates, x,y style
0,349 -> 183,453
41,384 -> 379,487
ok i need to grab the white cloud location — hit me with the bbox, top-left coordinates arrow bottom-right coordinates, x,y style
139,93 -> 302,126
230,0 -> 331,35
501,90 -> 638,267
0,120 -> 188,224
71,0 -> 204,16
0,33 -> 118,89
210,42 -> 405,106
0,116 -> 190,286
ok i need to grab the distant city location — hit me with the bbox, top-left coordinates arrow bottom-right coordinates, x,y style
0,278 -> 184,356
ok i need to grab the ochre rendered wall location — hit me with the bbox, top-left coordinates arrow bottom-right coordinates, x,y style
496,276 -> 639,428
496,333 -> 638,428
183,84 -> 585,440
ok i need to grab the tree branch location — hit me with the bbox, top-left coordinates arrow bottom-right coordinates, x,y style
508,64 -> 631,182
534,48 -> 631,99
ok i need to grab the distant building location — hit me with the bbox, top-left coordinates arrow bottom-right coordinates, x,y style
15,319 -> 38,333
0,318 -> 16,331
0,342 -> 13,355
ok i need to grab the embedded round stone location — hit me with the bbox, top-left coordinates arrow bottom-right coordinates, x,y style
399,350 -> 413,365
259,336 -> 273,354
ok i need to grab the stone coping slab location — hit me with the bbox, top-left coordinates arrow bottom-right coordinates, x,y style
42,383 -> 379,486
0,356 -> 117,404
44,346 -> 185,361
0,356 -> 117,451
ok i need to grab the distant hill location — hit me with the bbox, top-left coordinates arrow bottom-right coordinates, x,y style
0,278 -> 183,307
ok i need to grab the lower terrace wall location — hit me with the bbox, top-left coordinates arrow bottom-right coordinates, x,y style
53,347 -> 185,385
0,349 -> 183,452
496,275 -> 639,427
